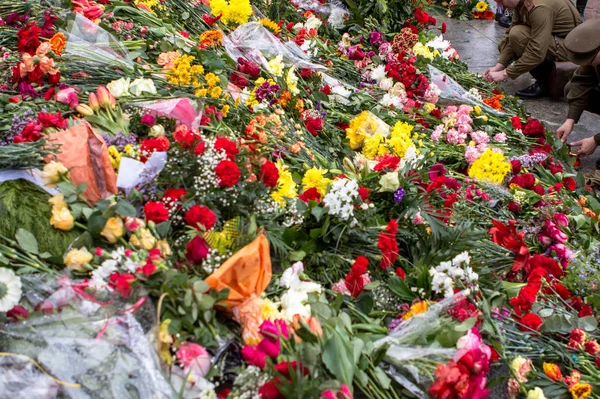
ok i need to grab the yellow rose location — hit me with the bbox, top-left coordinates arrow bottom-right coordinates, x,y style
48,193 -> 67,209
156,240 -> 172,256
101,217 -> 124,243
50,206 -> 74,231
42,161 -> 69,188
527,388 -> 547,399
64,247 -> 93,272
129,227 -> 156,250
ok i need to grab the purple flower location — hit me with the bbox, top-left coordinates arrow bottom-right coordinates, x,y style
393,187 -> 405,203
18,83 -> 40,99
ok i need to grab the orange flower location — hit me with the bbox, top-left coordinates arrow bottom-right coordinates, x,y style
543,363 -> 563,381
402,300 -> 429,320
198,30 -> 223,49
292,314 -> 323,342
279,90 -> 292,107
570,383 -> 592,399
483,94 -> 505,110
49,33 -> 67,56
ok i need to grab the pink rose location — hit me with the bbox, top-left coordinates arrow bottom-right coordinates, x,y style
241,345 -> 267,369
554,213 -> 569,227
549,243 -> 573,260
176,342 -> 211,377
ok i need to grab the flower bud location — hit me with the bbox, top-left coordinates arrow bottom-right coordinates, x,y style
76,104 -> 94,116
88,92 -> 99,110
96,85 -> 111,108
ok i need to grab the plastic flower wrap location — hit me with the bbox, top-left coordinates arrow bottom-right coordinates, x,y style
428,65 -> 506,117
0,275 -> 173,398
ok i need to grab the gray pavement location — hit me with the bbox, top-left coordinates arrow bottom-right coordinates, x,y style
439,14 -> 600,171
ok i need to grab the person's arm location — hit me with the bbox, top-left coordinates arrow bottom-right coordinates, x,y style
505,6 -> 555,79
566,66 -> 598,123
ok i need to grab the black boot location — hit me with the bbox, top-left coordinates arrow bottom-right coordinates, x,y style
577,0 -> 587,19
497,14 -> 512,28
516,82 -> 549,99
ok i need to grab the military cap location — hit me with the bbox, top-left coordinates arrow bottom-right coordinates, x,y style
564,19 -> 600,65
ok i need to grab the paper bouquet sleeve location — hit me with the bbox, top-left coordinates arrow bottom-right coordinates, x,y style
205,234 -> 272,313
47,122 -> 117,203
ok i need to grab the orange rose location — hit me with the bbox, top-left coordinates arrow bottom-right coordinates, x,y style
543,363 -> 562,381
49,33 -> 67,56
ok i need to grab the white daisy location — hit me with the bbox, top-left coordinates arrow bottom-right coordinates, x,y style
0,268 -> 22,312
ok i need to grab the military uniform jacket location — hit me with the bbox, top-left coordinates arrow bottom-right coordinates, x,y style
498,0 -> 580,79
567,65 -> 600,122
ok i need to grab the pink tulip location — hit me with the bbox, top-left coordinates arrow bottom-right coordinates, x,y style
550,243 -> 574,260
55,87 -> 79,107
554,213 -> 569,227
175,342 -> 211,377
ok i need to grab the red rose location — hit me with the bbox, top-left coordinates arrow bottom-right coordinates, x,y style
186,236 -> 210,264
241,345 -> 267,369
238,58 -> 261,78
305,116 -> 323,136
214,137 -> 239,159
230,71 -> 249,88
441,22 -> 447,34
37,111 -> 68,129
532,185 -> 545,195
511,159 -> 522,174
184,204 -> 216,231
259,161 -> 279,188
144,201 -> 169,224
563,177 -> 576,191
215,160 -> 241,187
6,305 -> 29,321
519,313 -> 543,332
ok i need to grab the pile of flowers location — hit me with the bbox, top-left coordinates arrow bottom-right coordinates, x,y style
0,0 -> 599,398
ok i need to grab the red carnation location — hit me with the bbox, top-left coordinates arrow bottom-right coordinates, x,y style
140,136 -> 170,162
374,154 -> 400,172
109,272 -> 136,298
186,236 -> 210,264
144,201 -> 169,224
395,267 -> 406,280
522,119 -> 545,137
37,111 -> 68,130
202,13 -> 221,25
17,22 -> 41,55
489,219 -> 530,272
214,136 -> 239,159
519,313 -> 543,332
259,161 -> 279,188
173,126 -> 200,149
298,187 -> 321,203
507,202 -> 521,213
441,22 -> 447,34
358,186 -> 370,202
13,121 -> 43,143
414,8 -> 431,25
345,256 -> 369,297
215,159 -> 241,187
305,116 -> 323,136
184,204 -> 216,231
162,188 -> 187,208
320,85 -> 331,95
378,219 -> 399,269
510,116 -> 522,130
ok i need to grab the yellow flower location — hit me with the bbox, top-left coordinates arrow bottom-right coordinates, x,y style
468,149 -> 511,184
412,42 -> 434,60
402,301 -> 429,320
259,18 -> 281,34
156,240 -> 173,256
130,227 -> 157,250
221,104 -> 230,118
570,383 -> 592,399
362,134 -> 388,159
267,55 -> 285,77
159,319 -> 174,344
209,0 -> 252,26
101,216 -> 125,243
50,206 -> 74,231
48,193 -> 67,209
527,388 -> 547,399
42,161 -> 69,188
286,66 -> 300,95
205,72 -> 220,87
209,86 -> 223,98
260,298 -> 281,320
475,1 -> 488,11
423,103 -> 436,114
64,247 -> 93,272
271,161 -> 297,206
302,167 -> 332,197
196,88 -> 208,97
388,121 -> 415,158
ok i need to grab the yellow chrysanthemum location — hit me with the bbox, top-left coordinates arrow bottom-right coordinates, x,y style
259,18 -> 281,35
260,298 -> 281,320
302,167 -> 332,197
475,1 -> 488,11
271,161 -> 298,206
412,42 -> 434,60
362,134 -> 389,159
468,149 -> 511,184
210,86 -> 223,98
387,121 -> 415,158
209,0 -> 252,25
221,104 -> 230,118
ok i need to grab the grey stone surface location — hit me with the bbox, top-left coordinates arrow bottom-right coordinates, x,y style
439,16 -> 600,171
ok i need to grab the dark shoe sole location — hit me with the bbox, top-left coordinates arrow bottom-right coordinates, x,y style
515,91 -> 549,99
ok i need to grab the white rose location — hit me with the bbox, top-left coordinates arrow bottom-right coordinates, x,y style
379,78 -> 394,91
280,267 -> 301,289
379,172 -> 400,192
129,78 -> 157,96
107,78 -> 131,98
527,388 -> 547,399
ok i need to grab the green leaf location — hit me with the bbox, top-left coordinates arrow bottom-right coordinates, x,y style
115,200 -> 137,217
168,318 -> 182,334
322,326 -> 355,386
15,229 -> 38,254
155,221 -> 171,238
311,302 -> 334,320
57,182 -> 77,198
311,206 -> 325,222
193,280 -> 210,293
374,367 -> 391,389
88,212 -> 108,235
184,289 -> 193,307
578,316 -> 598,331
388,276 -> 415,301
197,294 -> 216,310
289,250 -> 306,261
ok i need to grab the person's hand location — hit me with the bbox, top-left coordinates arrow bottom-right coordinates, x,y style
488,70 -> 508,82
557,119 -> 575,143
571,137 -> 598,156
483,63 -> 503,80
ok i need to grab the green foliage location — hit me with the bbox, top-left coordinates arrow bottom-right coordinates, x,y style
342,0 -> 414,32
0,180 -> 84,262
